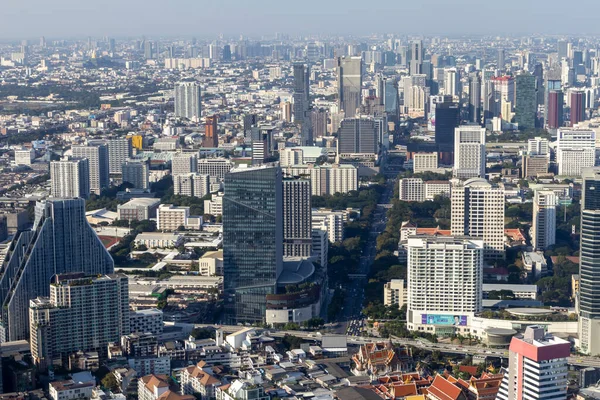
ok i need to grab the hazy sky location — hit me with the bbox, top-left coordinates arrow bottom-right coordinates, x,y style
3,0 -> 600,39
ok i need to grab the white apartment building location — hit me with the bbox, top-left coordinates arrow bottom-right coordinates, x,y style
204,192 -> 224,216
384,279 -> 406,309
412,152 -> 438,174
531,190 -> 557,250
130,308 -> 164,335
451,178 -> 505,260
406,236 -> 484,334
197,158 -> 234,180
49,380 -> 94,400
138,375 -> 169,400
284,164 -> 358,196
424,181 -> 451,200
50,157 -> 90,199
497,326 -> 569,400
556,128 -> 596,177
180,362 -> 221,398
280,147 -> 327,167
157,204 -> 189,231
453,125 -> 486,179
14,148 -> 35,166
174,173 -> 210,197
311,229 -> 328,268
399,178 -> 425,202
527,136 -> 549,156
172,152 -> 198,175
312,209 -> 345,243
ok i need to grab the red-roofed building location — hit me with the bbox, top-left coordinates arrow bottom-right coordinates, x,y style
426,375 -> 467,400
352,342 -> 414,379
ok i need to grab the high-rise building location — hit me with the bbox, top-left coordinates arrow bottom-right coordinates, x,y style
527,137 -> 550,156
282,178 -> 312,258
292,63 -> 310,125
251,126 -> 274,165
556,128 -> 596,176
175,82 -> 201,120
336,117 -> 378,156
72,143 -> 109,195
283,164 -> 358,196
409,40 -> 424,76
579,168 -> 600,355
197,158 -> 234,180
514,73 -> 537,130
497,48 -> 505,69
29,273 -> 130,370
337,56 -> 362,118
0,199 -> 114,341
144,41 -> 153,59
547,90 -> 564,129
468,73 -> 481,124
122,160 -> 150,190
50,157 -> 90,199
453,125 -> 486,179
108,138 -> 133,175
172,152 -> 198,175
497,326 -> 569,400
443,68 -> 459,97
311,109 -> 328,139
406,236 -> 484,333
531,190 -> 557,251
173,173 -> 210,198
521,155 -> 549,178
491,76 -> 515,119
451,178 -> 505,260
435,101 -> 460,154
203,116 -> 219,148
223,165 -> 283,324
558,40 -> 569,60
571,90 -> 586,126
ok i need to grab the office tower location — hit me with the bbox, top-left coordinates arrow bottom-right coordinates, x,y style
204,115 -> 219,148
0,199 -> 114,341
337,56 -> 362,117
531,190 -> 557,251
453,125 -> 486,179
491,76 -> 515,119
175,82 -> 202,120
522,155 -> 549,178
443,68 -> 458,97
435,101 -> 460,154
571,90 -> 586,126
527,137 -> 549,156
337,117 -> 378,155
109,38 -> 115,52
497,48 -> 505,69
282,178 -> 312,258
311,109 -> 328,139
144,41 -> 153,59
292,63 -> 310,125
108,138 -> 133,175
556,128 -> 596,176
547,90 -> 564,129
468,73 -> 481,124
222,45 -> 232,61
406,236 -> 484,332
451,178 -> 505,260
223,165 -> 283,324
251,126 -> 274,165
497,326 -> 569,400
122,160 -> 150,190
197,158 -> 234,180
173,173 -> 210,198
514,73 -> 537,130
29,273 -> 130,370
40,36 -> 46,48
558,40 -> 569,60
172,153 -> 198,175
50,157 -> 90,199
409,40 -> 424,75
579,168 -> 600,355
72,143 -> 109,195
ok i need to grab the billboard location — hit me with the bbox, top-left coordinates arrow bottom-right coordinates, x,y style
421,314 -> 467,326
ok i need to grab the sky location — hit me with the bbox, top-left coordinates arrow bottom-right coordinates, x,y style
3,0 -> 600,39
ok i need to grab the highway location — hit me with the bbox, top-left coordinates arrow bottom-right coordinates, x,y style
193,323 -> 600,368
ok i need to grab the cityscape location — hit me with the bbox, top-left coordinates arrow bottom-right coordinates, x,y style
1,2 -> 600,400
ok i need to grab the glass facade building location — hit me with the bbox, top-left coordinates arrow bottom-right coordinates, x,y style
515,73 -> 537,130
223,165 -> 283,324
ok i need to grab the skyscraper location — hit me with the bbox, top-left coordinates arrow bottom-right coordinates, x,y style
514,73 -> 537,130
122,160 -> 150,190
337,117 -> 379,156
547,90 -> 564,129
468,72 -> 481,124
72,143 -> 109,195
292,63 -> 310,125
556,128 -> 596,176
453,125 -> 486,179
451,178 -> 505,260
175,82 -> 202,120
337,56 -> 362,118
223,165 -> 283,324
571,90 -> 586,126
50,157 -> 90,199
406,236 -> 484,333
531,190 -> 557,251
409,40 -> 424,76
497,326 -> 569,400
579,168 -> 600,355
0,199 -> 114,341
204,115 -> 219,148
558,39 -> 569,61
108,138 -> 133,175
30,273 -> 130,370
443,68 -> 458,97
283,178 -> 312,258
435,101 -> 460,155
497,48 -> 505,69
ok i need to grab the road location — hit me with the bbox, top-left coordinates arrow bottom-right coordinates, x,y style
193,323 -> 600,368
338,179 -> 396,336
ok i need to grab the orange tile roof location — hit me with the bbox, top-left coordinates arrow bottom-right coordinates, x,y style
142,375 -> 169,392
427,376 -> 465,400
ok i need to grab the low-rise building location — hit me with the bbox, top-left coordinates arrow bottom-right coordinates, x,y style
118,198 -> 160,222
49,380 -> 94,400
198,250 -> 223,276
383,280 -> 406,309
180,362 -> 221,399
482,284 -> 538,300
130,309 -> 164,335
135,233 -> 183,249
521,251 -> 548,277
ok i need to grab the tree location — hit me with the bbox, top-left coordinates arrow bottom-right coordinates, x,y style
191,327 -> 214,339
102,373 -> 120,392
